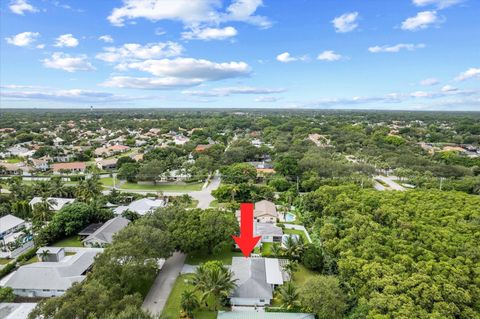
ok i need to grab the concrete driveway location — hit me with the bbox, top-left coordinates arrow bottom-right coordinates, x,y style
142,252 -> 187,316
374,175 -> 406,191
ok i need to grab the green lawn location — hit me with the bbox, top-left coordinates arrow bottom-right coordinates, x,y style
120,182 -> 203,192
293,264 -> 318,286
51,235 -> 83,247
21,255 -> 39,265
186,243 -> 243,265
5,158 -> 22,163
100,177 -> 115,187
284,228 -> 308,242
0,258 -> 11,265
160,274 -> 217,319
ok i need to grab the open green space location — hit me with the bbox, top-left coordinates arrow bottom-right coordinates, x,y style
0,258 -> 11,265
100,177 -> 115,187
160,274 -> 217,319
51,235 -> 83,247
5,158 -> 22,163
186,243 -> 243,265
283,228 -> 308,242
120,182 -> 203,192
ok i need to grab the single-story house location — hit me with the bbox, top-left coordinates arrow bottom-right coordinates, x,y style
0,215 -> 33,258
97,158 -> 118,170
29,197 -> 75,212
0,162 -> 33,176
0,214 -> 26,239
229,257 -> 285,307
78,223 -> 104,240
113,198 -> 166,216
2,247 -> 102,297
30,158 -> 49,171
255,223 -> 283,244
82,216 -> 130,247
217,312 -> 315,319
52,162 -> 86,174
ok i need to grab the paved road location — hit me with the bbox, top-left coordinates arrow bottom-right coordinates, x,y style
374,175 -> 406,191
142,252 -> 187,316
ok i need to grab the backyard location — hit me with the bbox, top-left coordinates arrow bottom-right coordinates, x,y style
185,243 -> 243,265
51,235 -> 83,247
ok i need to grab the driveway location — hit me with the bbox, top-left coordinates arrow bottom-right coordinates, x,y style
374,175 -> 406,191
142,252 -> 186,316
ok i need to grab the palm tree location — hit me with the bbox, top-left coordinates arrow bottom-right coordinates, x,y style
278,281 -> 299,309
180,289 -> 200,318
192,263 -> 237,311
50,176 -> 69,197
283,235 -> 299,259
270,243 -> 282,257
282,260 -> 298,281
32,197 -> 57,224
33,180 -> 52,197
76,175 -> 102,202
39,249 -> 50,261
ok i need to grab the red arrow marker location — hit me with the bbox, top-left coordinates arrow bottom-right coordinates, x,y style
232,203 -> 261,257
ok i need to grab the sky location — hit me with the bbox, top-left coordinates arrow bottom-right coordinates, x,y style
0,0 -> 479,110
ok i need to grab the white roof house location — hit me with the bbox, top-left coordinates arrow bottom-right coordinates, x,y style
29,197 -> 76,212
2,247 -> 102,297
217,312 -> 315,319
0,214 -> 25,236
82,216 -> 130,247
113,198 -> 166,216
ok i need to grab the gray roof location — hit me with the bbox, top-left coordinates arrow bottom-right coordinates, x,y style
113,198 -> 165,215
0,214 -> 25,234
4,248 -> 102,291
0,303 -> 37,319
82,217 -> 129,245
230,257 -> 273,300
255,223 -> 283,237
217,312 -> 315,319
36,247 -> 64,255
29,197 -> 75,211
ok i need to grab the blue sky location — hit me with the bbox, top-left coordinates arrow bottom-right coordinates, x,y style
1,0 -> 479,110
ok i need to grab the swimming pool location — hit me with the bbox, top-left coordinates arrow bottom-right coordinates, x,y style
285,213 -> 296,222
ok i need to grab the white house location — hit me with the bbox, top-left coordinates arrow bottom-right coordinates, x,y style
82,217 -> 130,247
29,197 -> 76,212
113,198 -> 166,216
2,247 -> 102,297
0,215 -> 33,258
229,257 -> 286,307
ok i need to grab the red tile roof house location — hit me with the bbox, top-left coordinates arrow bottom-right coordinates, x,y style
52,162 -> 86,174
194,144 -> 213,152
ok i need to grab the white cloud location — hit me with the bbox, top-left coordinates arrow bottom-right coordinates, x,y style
182,86 -> 285,97
96,42 -> 183,63
42,52 -> 95,72
182,26 -> 237,41
401,11 -> 441,31
368,43 -> 426,53
5,32 -> 40,47
36,44 -> 45,49
420,78 -> 440,86
455,68 -> 480,81
411,90 -> 432,98
9,0 -> 37,15
107,0 -> 270,28
98,35 -> 114,43
255,96 -> 281,103
441,85 -> 458,92
102,57 -> 250,89
276,52 -> 308,63
317,50 -> 342,61
101,76 -> 204,89
1,88 -> 145,104
119,58 -> 250,78
332,12 -> 359,33
412,0 -> 463,9
54,34 -> 79,47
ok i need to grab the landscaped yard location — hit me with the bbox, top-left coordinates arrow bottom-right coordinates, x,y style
100,177 -> 115,187
51,235 -> 83,247
186,243 -> 243,265
120,182 -> 203,192
283,228 -> 309,242
161,274 -> 217,319
5,158 -> 22,163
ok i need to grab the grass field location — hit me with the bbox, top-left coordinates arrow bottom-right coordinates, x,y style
160,274 -> 217,319
120,182 -> 203,192
100,177 -> 115,187
284,228 -> 309,242
186,243 -> 243,265
51,235 -> 83,247
5,158 -> 22,163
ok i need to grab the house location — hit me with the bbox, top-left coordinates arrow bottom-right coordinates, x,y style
0,162 -> 33,175
2,247 -> 102,297
254,200 -> 278,223
0,215 -> 32,258
255,223 -> 283,244
94,145 -> 130,157
0,214 -> 26,238
195,144 -> 213,152
5,146 -> 34,158
78,223 -> 104,240
217,312 -> 315,319
52,162 -> 86,174
173,135 -> 190,145
229,257 -> 286,307
30,158 -> 49,171
113,198 -> 166,216
82,216 -> 130,247
97,158 -> 118,170
29,197 -> 75,212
